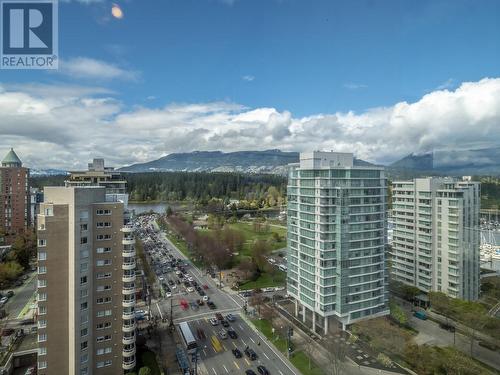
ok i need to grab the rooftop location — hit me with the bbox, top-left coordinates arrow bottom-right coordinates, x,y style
1,148 -> 22,167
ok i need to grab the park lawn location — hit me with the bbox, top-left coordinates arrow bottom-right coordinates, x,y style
229,222 -> 286,254
251,319 -> 324,375
239,270 -> 286,290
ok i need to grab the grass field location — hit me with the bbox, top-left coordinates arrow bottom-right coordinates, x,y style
239,270 -> 286,290
251,319 -> 325,375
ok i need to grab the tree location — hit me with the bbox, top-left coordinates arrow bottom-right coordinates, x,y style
0,261 -> 23,284
324,335 -> 347,375
389,299 -> 408,326
249,291 -> 265,316
138,367 -> 152,375
302,334 -> 316,370
10,232 -> 36,270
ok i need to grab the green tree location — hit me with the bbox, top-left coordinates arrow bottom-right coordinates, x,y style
0,261 -> 23,284
138,367 -> 152,375
10,232 -> 36,270
389,300 -> 408,325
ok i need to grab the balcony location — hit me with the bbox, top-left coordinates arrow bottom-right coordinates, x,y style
122,273 -> 136,283
122,261 -> 136,271
123,345 -> 136,357
122,298 -> 135,308
122,286 -> 135,295
122,237 -> 135,246
122,248 -> 136,258
122,334 -> 135,345
122,321 -> 136,332
121,225 -> 134,233
122,357 -> 136,371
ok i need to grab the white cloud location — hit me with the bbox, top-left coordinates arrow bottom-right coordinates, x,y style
59,57 -> 140,81
242,75 -> 255,82
1,77 -> 500,169
343,82 -> 368,90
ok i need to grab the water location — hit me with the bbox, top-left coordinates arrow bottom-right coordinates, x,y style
128,202 -> 170,214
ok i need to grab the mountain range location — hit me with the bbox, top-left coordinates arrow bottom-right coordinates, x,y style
118,150 -> 373,175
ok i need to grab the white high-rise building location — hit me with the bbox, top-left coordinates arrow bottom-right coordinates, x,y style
390,177 -> 480,300
287,152 -> 389,333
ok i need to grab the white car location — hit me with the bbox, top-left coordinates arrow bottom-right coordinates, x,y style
186,287 -> 194,293
187,276 -> 194,282
0,296 -> 8,306
171,284 -> 177,289
209,318 -> 219,326
158,276 -> 164,281
175,270 -> 181,275
166,292 -> 172,298
202,295 -> 209,302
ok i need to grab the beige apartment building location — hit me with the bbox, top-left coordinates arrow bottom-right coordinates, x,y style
36,186 -> 136,375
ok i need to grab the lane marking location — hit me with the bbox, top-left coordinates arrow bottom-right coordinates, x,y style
212,368 -> 217,375
222,344 -> 227,351
203,349 -> 207,356
241,339 -> 247,346
238,324 -> 244,330
233,361 -> 240,370
249,337 -> 255,343
244,358 -> 250,366
232,341 -> 237,348
222,364 -> 229,373
263,352 -> 270,360
155,302 -> 163,320
279,371 -> 284,375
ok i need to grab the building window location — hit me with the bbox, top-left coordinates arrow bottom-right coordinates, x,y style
96,222 -> 112,228
38,239 -> 47,247
81,353 -> 88,364
81,367 -> 88,375
38,306 -> 47,315
96,247 -> 111,254
96,234 -> 112,241
38,266 -> 47,274
80,341 -> 88,350
80,302 -> 88,311
38,333 -> 47,342
38,320 -> 47,328
80,276 -> 88,285
80,249 -> 89,259
38,279 -> 47,288
39,347 -> 47,356
96,322 -> 112,330
80,262 -> 88,272
96,209 -> 111,215
96,347 -> 112,355
96,285 -> 112,292
80,224 -> 88,231
38,251 -> 47,261
81,327 -> 88,337
96,297 -> 112,304
80,210 -> 89,220
96,334 -> 111,343
38,292 -> 47,302
96,360 -> 112,368
80,289 -> 88,298
96,259 -> 112,266
96,309 -> 112,317
80,237 -> 88,244
38,361 -> 47,369
96,272 -> 112,279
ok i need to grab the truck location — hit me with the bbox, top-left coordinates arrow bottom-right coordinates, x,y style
413,310 -> 427,320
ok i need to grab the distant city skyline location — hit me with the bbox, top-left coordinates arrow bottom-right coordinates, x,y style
0,0 -> 499,169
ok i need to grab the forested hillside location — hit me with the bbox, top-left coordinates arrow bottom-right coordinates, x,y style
31,172 -> 287,204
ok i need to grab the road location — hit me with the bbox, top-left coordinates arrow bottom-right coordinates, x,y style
142,217 -> 300,375
410,315 -> 500,371
1,272 -> 36,320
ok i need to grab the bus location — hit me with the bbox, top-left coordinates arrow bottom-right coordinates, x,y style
178,321 -> 198,354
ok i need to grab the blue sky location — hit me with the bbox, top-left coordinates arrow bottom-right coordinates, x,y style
1,0 -> 500,168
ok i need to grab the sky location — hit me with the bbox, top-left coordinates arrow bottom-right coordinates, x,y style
0,0 -> 499,169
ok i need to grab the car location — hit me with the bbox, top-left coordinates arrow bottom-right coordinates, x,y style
244,347 -> 257,360
0,297 -> 8,306
186,287 -> 194,293
221,320 -> 230,328
215,313 -> 224,321
175,270 -> 181,275
166,292 -> 172,298
198,290 -> 206,296
257,365 -> 270,375
226,313 -> 236,322
187,276 -> 194,282
197,328 -> 206,340
227,328 -> 238,339
6,291 -> 14,298
218,329 -> 228,339
171,284 -> 177,289
209,318 -> 219,326
245,370 -> 257,375
208,302 -> 217,310
232,348 -> 242,358
202,295 -> 209,302
196,299 -> 204,306
439,323 -> 455,332
203,284 -> 209,290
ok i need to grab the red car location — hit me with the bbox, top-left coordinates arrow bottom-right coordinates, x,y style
203,284 -> 209,290
180,299 -> 189,310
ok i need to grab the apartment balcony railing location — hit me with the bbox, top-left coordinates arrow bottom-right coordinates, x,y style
122,272 -> 136,283
122,298 -> 135,308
